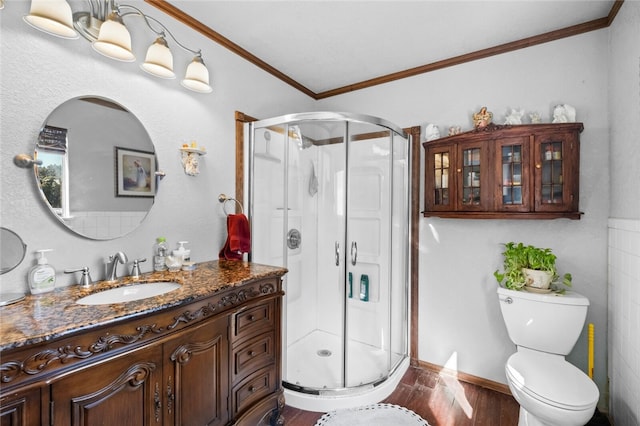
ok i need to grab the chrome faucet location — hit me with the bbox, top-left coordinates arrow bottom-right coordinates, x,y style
106,252 -> 128,282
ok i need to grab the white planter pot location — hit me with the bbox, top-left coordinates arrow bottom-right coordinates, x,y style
522,268 -> 553,289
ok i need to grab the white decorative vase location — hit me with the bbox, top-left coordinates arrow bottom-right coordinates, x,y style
522,268 -> 553,289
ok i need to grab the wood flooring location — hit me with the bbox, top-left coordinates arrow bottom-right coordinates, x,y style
280,364 -> 520,425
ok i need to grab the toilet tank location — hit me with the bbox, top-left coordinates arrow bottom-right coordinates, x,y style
497,287 -> 589,355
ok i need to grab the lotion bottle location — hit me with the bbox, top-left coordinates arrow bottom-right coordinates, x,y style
174,241 -> 190,262
28,249 -> 56,294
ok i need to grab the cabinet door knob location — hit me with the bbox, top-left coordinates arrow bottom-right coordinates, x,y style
457,168 -> 462,173
536,164 -> 541,169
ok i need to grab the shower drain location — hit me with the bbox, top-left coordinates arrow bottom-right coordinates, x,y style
317,349 -> 332,357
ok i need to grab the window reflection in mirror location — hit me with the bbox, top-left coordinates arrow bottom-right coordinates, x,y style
36,150 -> 69,217
34,96 -> 157,240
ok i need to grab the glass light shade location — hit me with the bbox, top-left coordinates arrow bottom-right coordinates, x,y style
141,37 -> 175,79
23,0 -> 78,39
181,56 -> 213,93
92,12 -> 135,62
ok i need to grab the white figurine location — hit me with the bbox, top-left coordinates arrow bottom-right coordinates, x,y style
529,112 -> 542,124
448,126 -> 462,136
425,123 -> 441,141
504,108 -> 524,125
182,152 -> 200,176
552,104 -> 576,123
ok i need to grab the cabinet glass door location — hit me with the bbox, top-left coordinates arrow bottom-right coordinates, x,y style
534,131 -> 579,213
426,146 -> 453,211
434,152 -> 450,206
457,141 -> 487,211
501,145 -> 522,204
461,147 -> 481,205
540,141 -> 564,204
497,137 -> 529,212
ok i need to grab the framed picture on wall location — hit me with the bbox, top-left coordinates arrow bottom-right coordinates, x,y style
115,147 -> 156,197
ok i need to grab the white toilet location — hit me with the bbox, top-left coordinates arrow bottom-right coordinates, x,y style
497,287 -> 599,426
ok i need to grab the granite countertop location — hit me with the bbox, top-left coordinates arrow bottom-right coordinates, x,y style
0,260 -> 287,352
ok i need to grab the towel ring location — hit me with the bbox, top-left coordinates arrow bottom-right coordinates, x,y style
218,193 -> 244,215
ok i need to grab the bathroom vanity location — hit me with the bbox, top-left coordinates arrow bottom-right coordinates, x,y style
0,260 -> 286,426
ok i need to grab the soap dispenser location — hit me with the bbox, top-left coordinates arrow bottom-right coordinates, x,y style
174,241 -> 190,262
28,249 -> 56,294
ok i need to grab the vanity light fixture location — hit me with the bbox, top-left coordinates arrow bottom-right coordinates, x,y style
23,0 -> 212,93
92,10 -> 135,62
23,0 -> 79,39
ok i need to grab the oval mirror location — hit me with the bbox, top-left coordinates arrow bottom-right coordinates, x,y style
34,96 -> 157,240
0,227 -> 27,274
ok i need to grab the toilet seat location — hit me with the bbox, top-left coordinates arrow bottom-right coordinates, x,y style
506,351 -> 599,411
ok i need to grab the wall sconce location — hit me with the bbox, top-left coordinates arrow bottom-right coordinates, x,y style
23,0 -> 213,93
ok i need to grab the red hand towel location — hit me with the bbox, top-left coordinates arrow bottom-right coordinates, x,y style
219,214 -> 251,260
229,214 -> 251,253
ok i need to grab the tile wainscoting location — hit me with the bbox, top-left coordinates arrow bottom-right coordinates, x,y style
608,218 -> 640,425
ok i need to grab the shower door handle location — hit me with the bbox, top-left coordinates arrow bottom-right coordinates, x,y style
335,241 -> 340,266
350,241 -> 358,266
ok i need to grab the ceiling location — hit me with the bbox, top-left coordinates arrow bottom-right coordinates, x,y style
152,1 -> 620,99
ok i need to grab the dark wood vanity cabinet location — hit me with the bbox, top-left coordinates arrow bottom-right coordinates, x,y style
50,344 -> 165,426
0,276 -> 284,426
164,316 -> 230,426
423,123 -> 582,219
50,317 -> 230,426
229,300 -> 280,424
0,386 -> 41,426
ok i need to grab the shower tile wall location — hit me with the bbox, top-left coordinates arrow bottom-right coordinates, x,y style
608,218 -> 640,424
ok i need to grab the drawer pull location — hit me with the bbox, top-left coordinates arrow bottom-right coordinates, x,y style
248,385 -> 255,393
248,315 -> 255,321
248,350 -> 255,356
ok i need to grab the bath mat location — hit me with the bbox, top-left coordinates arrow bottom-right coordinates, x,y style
314,403 -> 430,426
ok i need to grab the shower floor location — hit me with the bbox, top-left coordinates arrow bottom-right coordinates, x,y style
285,329 -> 402,390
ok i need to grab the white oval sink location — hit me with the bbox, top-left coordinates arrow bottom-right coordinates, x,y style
76,282 -> 181,305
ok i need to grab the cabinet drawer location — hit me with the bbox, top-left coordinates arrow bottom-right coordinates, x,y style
232,366 -> 278,416
232,300 -> 276,343
232,332 -> 276,382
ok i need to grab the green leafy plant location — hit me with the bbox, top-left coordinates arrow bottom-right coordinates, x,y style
494,242 -> 572,291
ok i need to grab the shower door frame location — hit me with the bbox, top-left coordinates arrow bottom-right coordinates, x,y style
244,111 -> 413,397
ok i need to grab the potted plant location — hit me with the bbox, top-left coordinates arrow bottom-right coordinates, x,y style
494,242 -> 572,292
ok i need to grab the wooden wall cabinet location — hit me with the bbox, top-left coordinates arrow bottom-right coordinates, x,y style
423,123 -> 583,219
0,276 -> 283,426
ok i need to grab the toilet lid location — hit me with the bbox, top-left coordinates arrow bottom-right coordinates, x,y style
506,351 -> 599,411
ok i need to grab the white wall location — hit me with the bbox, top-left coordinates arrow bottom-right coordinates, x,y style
317,30 -> 611,409
0,1 -> 313,291
607,1 -> 640,424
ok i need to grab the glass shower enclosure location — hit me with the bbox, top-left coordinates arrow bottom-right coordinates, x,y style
245,112 -> 410,411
